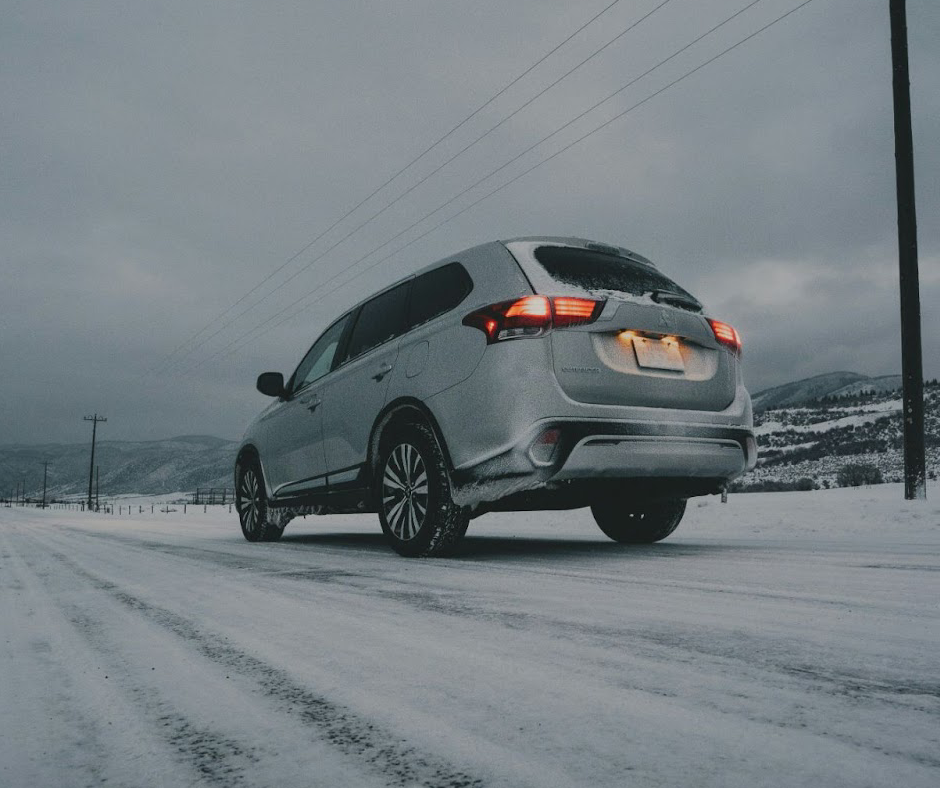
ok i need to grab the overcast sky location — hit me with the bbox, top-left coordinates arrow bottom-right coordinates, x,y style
2,0 -> 938,444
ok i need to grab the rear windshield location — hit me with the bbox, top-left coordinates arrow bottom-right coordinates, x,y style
532,246 -> 700,307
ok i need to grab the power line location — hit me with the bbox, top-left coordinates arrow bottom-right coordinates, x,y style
157,0 -> 674,375
152,0 -> 626,374
186,0 -> 813,370
181,0 -> 810,370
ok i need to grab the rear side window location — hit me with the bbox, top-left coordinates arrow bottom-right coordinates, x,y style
342,280 -> 411,362
405,262 -> 473,331
532,246 -> 700,306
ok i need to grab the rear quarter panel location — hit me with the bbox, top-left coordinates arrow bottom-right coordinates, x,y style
385,242 -> 534,404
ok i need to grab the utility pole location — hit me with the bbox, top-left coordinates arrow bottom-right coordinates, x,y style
96,465 -> 100,512
890,0 -> 926,500
40,461 -> 50,509
84,414 -> 107,510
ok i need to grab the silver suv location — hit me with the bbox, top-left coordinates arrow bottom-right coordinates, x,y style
235,237 -> 757,556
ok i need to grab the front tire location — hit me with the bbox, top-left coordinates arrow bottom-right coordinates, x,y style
591,498 -> 687,544
235,458 -> 283,543
376,422 -> 469,557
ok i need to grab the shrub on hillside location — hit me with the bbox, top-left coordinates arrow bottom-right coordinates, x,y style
730,477 -> 818,493
836,462 -> 883,487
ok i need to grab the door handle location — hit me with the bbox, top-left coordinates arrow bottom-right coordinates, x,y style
299,395 -> 321,412
372,362 -> 393,381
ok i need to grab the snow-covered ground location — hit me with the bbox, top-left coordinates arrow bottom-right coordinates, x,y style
2,484 -> 937,787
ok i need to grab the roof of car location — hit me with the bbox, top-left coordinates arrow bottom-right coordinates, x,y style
343,236 -> 656,318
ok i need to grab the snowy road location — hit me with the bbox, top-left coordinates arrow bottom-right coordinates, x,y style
2,485 -> 938,787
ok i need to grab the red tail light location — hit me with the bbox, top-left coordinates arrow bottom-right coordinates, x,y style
463,296 -> 603,343
708,319 -> 742,354
552,297 -> 601,327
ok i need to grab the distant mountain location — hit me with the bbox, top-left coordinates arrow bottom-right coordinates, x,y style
752,371 -> 873,412
0,435 -> 238,499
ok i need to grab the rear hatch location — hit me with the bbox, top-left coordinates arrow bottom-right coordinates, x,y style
505,240 -> 736,411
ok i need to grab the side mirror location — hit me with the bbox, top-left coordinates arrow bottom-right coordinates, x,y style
256,372 -> 286,398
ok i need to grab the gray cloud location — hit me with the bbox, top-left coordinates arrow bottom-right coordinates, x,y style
2,0 -> 937,444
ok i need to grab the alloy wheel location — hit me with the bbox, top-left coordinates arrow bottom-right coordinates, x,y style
381,443 -> 429,541
237,467 -> 262,536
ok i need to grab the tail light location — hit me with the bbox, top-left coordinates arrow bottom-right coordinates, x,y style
463,296 -> 603,343
708,319 -> 742,354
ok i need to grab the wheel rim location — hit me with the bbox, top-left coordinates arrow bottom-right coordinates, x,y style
237,467 -> 262,534
382,443 -> 428,541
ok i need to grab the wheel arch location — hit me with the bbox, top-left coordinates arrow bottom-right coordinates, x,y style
367,398 -> 453,483
234,444 -> 272,499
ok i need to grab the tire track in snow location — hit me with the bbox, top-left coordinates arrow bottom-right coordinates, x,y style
80,530 -> 940,707
33,519 -> 940,710
1,532 -> 121,788
33,541 -> 486,788
43,519 -> 921,617
11,538 -> 264,787
66,607 -> 264,788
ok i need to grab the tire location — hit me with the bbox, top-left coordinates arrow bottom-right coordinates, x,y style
590,497 -> 687,544
376,422 -> 469,557
235,458 -> 284,543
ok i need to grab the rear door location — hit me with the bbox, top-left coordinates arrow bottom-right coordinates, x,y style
319,279 -> 412,484
506,241 -> 736,411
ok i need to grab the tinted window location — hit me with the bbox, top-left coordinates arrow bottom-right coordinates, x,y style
533,246 -> 700,307
343,281 -> 411,362
290,313 -> 351,393
405,263 -> 473,331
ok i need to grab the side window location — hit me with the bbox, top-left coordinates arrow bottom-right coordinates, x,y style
405,262 -> 473,331
289,313 -> 351,394
342,280 -> 411,363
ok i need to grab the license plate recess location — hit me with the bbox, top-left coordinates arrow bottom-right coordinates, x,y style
631,336 -> 685,371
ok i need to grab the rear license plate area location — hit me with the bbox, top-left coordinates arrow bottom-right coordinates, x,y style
631,336 -> 685,371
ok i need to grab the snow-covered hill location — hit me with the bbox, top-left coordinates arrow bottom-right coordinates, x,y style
750,371 -> 870,412
742,381 -> 939,489
0,435 -> 237,498
828,374 -> 904,399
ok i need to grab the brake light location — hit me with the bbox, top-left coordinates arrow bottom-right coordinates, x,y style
552,296 -> 601,327
463,296 -> 603,343
708,319 -> 741,354
505,295 -> 551,320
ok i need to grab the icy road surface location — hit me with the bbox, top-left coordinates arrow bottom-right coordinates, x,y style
2,485 -> 938,788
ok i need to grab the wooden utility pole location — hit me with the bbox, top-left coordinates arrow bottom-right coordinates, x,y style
40,461 -> 50,509
890,0 -> 926,500
84,414 -> 106,510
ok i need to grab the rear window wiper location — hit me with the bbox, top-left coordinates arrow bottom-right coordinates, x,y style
651,290 -> 701,312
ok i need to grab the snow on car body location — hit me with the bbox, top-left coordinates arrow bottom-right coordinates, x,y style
235,237 -> 757,555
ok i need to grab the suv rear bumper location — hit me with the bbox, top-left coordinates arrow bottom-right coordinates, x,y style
557,434 -> 746,479
450,418 -> 757,506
